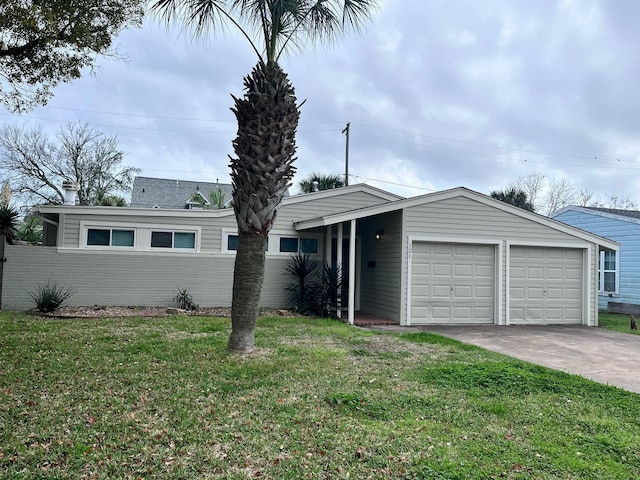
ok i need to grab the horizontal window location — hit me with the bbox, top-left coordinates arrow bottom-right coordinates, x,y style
280,236 -> 319,254
226,234 -> 268,252
87,228 -> 134,247
280,237 -> 299,253
151,231 -> 196,250
300,238 -> 319,254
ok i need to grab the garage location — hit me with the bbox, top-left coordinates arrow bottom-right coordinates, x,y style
509,246 -> 583,325
294,186 -> 617,326
410,242 -> 496,324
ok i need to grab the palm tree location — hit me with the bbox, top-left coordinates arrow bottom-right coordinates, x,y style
151,0 -> 378,353
299,172 -> 345,193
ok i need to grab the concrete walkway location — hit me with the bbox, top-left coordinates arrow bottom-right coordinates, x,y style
368,324 -> 640,394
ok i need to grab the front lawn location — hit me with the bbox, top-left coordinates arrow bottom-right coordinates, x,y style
1,312 -> 639,479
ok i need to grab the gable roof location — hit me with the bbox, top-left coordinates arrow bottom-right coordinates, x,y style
130,176 -> 233,209
282,183 -> 403,206
294,186 -> 619,249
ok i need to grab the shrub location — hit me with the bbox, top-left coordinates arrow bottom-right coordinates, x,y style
285,253 -> 318,314
173,287 -> 198,311
29,282 -> 73,312
16,215 -> 43,243
0,204 -> 19,245
285,254 -> 342,318
308,263 -> 342,318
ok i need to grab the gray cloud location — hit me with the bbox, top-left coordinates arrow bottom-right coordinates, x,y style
2,0 -> 639,202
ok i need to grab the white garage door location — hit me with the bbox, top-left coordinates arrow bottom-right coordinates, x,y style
509,246 -> 583,325
411,242 -> 495,324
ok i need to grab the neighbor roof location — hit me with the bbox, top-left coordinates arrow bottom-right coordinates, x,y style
582,206 -> 640,220
130,176 -> 233,209
553,205 -> 640,226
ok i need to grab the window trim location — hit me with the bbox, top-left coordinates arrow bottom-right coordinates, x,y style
149,229 -> 198,251
80,221 -> 200,253
598,249 -> 619,295
82,225 -> 136,250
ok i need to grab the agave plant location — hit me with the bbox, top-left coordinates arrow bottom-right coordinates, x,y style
16,215 -> 43,243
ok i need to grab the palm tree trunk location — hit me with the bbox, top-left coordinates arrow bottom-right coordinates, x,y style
228,233 -> 266,352
227,61 -> 299,353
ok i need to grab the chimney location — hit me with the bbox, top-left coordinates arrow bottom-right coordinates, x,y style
62,180 -> 79,205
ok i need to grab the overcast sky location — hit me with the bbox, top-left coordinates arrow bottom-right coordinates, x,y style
2,0 -> 640,204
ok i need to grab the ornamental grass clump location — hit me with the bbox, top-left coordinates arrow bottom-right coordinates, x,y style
29,281 -> 73,312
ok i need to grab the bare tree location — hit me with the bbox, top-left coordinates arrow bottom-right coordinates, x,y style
501,173 -> 639,215
544,177 -> 577,215
0,122 -> 140,206
511,172 -> 545,211
575,188 -> 602,208
605,193 -> 638,210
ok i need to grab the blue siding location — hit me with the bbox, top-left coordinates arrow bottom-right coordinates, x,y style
554,210 -> 640,309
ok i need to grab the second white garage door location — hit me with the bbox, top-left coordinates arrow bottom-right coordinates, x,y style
411,242 -> 495,324
509,246 -> 583,325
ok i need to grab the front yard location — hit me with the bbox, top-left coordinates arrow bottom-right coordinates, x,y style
1,312 -> 639,479
599,312 -> 640,335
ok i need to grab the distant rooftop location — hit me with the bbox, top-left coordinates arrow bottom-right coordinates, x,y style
583,206 -> 640,220
130,176 -> 233,209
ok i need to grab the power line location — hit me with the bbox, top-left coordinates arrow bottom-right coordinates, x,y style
352,121 -> 623,162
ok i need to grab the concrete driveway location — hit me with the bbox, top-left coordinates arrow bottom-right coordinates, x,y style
373,325 -> 640,394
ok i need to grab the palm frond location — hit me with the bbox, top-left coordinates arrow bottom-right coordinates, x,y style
342,0 -> 378,32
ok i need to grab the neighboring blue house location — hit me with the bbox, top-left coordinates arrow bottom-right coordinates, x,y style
552,206 -> 640,312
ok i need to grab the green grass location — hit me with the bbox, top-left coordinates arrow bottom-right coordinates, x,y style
1,312 -> 640,479
599,312 -> 640,335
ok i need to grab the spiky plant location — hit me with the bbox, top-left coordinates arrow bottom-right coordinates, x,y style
285,253 -> 319,313
151,0 -> 379,353
0,204 -> 19,244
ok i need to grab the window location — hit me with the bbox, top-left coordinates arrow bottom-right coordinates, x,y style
87,228 -> 134,247
226,234 -> 268,252
279,236 -> 319,254
151,231 -> 196,250
227,234 -> 239,251
280,237 -> 299,253
599,250 -> 618,293
300,238 -> 319,254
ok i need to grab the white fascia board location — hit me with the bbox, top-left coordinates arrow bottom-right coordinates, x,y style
36,204 -> 235,219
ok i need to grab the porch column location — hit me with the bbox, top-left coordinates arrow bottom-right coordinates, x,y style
348,219 -> 356,325
325,224 -> 332,266
336,223 -> 343,319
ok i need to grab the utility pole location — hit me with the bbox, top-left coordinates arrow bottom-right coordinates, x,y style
342,122 -> 350,186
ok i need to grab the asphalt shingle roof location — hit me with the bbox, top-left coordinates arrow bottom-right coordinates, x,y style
582,206 -> 640,220
130,176 -> 233,209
